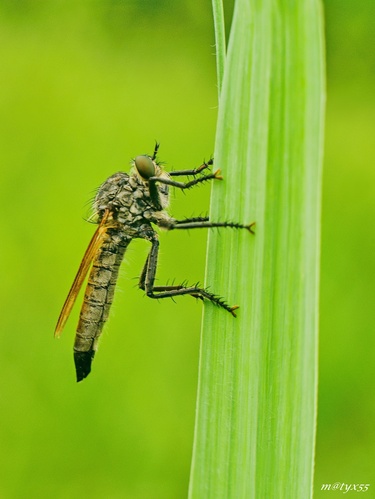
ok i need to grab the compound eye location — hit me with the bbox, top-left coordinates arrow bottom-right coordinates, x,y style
134,155 -> 155,179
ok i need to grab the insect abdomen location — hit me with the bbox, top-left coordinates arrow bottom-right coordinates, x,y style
74,230 -> 129,381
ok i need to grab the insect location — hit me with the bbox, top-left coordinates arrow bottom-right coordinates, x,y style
55,144 -> 254,382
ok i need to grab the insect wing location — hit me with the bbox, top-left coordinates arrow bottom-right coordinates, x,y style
54,212 -> 110,338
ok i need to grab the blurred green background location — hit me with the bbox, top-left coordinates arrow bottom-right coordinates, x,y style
0,1 -> 374,497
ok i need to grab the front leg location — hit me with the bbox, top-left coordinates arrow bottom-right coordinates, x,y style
168,158 -> 214,177
149,168 -> 222,191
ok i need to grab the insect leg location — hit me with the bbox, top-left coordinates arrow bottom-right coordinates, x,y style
173,216 -> 209,223
171,219 -> 255,234
157,216 -> 255,234
138,252 -> 150,291
169,158 -> 213,177
141,236 -> 239,316
149,169 -> 222,191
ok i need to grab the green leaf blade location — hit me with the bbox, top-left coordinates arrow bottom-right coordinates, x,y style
189,0 -> 325,498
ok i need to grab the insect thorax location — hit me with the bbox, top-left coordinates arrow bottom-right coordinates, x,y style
93,168 -> 170,229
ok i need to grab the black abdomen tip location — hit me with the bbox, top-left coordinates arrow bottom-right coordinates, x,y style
74,350 -> 95,382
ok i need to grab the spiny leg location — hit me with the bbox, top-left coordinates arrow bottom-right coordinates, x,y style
173,216 -> 209,224
150,143 -> 212,173
140,237 -> 239,316
163,216 -> 256,234
169,158 -> 213,177
149,168 -> 222,191
138,251 -> 150,291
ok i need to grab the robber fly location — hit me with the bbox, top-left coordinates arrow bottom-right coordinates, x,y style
55,144 -> 254,381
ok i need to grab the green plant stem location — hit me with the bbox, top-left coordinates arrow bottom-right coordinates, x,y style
189,0 -> 325,498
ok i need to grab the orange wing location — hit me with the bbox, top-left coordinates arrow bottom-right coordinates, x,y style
54,210 -> 111,338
